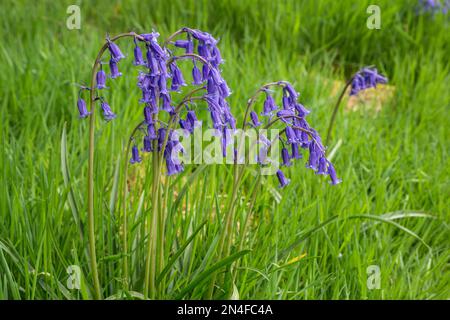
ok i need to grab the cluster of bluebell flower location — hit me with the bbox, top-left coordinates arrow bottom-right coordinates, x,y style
246,81 -> 340,187
418,0 -> 450,14
77,28 -> 339,188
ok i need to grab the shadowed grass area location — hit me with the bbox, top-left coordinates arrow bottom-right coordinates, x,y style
0,0 -> 448,299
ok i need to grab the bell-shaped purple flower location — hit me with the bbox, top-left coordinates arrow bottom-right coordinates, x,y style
327,161 -> 341,185
144,106 -> 154,124
133,43 -> 145,66
100,100 -> 116,121
142,135 -> 153,153
109,59 -> 122,79
170,62 -> 185,91
261,92 -> 278,116
192,63 -> 203,85
291,143 -> 302,159
285,126 -> 297,144
108,40 -> 125,62
316,157 -> 328,175
130,145 -> 142,164
187,110 -> 201,129
96,69 -> 107,89
281,148 -> 292,167
306,143 -> 319,170
294,103 -> 310,117
147,123 -> 157,139
250,111 -> 262,127
276,170 -> 290,188
77,97 -> 90,118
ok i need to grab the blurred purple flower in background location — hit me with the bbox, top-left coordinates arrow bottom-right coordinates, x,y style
350,67 -> 387,96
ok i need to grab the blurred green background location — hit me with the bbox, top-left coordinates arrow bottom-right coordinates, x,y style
0,0 -> 448,299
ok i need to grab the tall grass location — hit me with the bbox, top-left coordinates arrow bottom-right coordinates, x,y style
0,0 -> 448,299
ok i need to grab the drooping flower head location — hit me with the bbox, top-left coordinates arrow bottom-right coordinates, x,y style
350,67 -> 387,96
77,96 -> 91,118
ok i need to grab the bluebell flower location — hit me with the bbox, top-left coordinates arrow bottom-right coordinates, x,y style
285,126 -> 297,144
261,91 -> 278,116
142,135 -> 153,153
130,145 -> 142,164
250,111 -> 262,127
169,62 -> 186,91
327,161 -> 341,185
133,41 -> 145,66
143,106 -> 153,124
192,63 -> 203,85
77,97 -> 90,118
100,100 -> 116,121
109,59 -> 122,79
350,67 -> 387,96
107,40 -> 125,62
96,69 -> 107,89
276,170 -> 290,188
281,148 -> 292,167
316,157 -> 328,175
291,143 -> 302,159
147,123 -> 157,139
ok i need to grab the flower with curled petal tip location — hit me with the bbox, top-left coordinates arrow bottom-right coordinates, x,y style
250,111 -> 262,127
130,145 -> 142,164
327,161 -> 342,185
96,69 -> 107,89
285,126 -> 297,144
107,40 -> 125,62
100,100 -> 116,121
77,97 -> 91,118
142,136 -> 153,153
281,148 -> 292,167
192,63 -> 203,85
276,170 -> 290,188
291,143 -> 302,159
261,91 -> 278,116
109,59 -> 122,79
133,41 -> 145,66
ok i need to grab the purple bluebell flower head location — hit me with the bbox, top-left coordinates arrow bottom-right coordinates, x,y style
142,135 -> 153,153
306,143 -> 319,170
250,111 -> 262,127
285,126 -> 297,144
316,157 -> 328,175
108,40 -> 125,62
350,67 -> 387,96
281,148 -> 292,167
192,63 -> 203,85
100,100 -> 116,121
276,109 -> 295,123
77,97 -> 90,118
143,106 -> 153,124
187,110 -> 201,129
276,170 -> 290,188
157,128 -> 167,151
130,145 -> 142,164
133,42 -> 145,66
147,123 -> 157,139
291,143 -> 302,159
261,92 -> 278,116
294,103 -> 310,117
109,59 -> 122,79
327,161 -> 341,185
170,62 -> 186,91
96,69 -> 107,89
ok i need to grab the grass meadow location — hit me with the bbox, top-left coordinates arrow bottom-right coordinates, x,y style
0,0 -> 449,299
